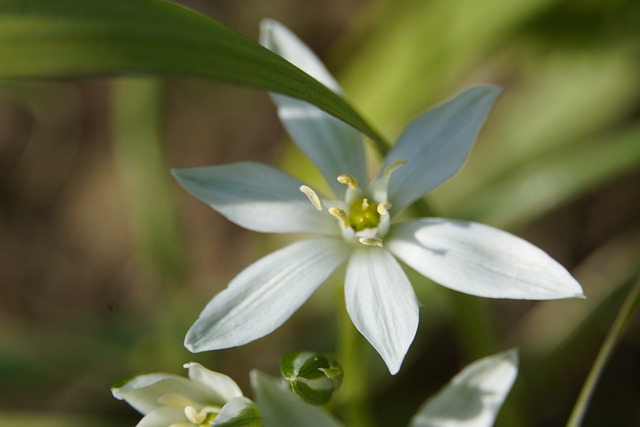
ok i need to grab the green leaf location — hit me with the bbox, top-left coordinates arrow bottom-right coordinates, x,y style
341,0 -> 559,127
449,123 -> 640,228
0,0 -> 384,144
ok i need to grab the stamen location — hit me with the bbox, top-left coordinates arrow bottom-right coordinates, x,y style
337,174 -> 358,189
299,185 -> 323,211
384,159 -> 408,177
358,237 -> 383,247
185,406 -> 206,424
377,202 -> 392,215
329,207 -> 349,229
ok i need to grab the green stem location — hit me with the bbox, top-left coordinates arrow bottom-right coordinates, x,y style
113,78 -> 185,286
334,285 -> 376,427
449,294 -> 500,358
113,78 -> 187,368
566,278 -> 640,427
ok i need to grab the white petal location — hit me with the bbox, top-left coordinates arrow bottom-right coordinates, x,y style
408,349 -> 518,427
344,248 -> 419,375
388,219 -> 585,299
172,162 -> 337,235
213,396 -> 261,426
251,371 -> 344,427
260,19 -> 367,198
137,407 -> 186,427
184,362 -> 243,403
185,237 -> 350,352
111,373 -> 207,415
383,87 -> 502,213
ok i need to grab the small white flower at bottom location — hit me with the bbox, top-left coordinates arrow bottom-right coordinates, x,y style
111,362 -> 260,426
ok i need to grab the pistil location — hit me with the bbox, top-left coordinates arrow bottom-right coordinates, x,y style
348,198 -> 381,232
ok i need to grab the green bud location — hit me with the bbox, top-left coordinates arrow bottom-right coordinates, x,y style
280,352 -> 343,406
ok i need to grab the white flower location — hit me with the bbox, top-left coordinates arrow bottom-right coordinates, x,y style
408,349 -> 518,427
111,362 -> 260,426
172,20 -> 584,375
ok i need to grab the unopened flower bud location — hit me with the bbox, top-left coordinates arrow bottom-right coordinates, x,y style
280,352 -> 343,405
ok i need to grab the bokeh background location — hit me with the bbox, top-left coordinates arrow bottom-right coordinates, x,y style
1,0 -> 639,425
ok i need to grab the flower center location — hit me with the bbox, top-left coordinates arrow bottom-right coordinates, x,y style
184,405 -> 220,426
348,198 -> 380,232
159,393 -> 222,427
298,160 -> 407,248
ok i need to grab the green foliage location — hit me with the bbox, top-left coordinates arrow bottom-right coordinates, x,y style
1,0 -> 639,426
0,0 -> 383,143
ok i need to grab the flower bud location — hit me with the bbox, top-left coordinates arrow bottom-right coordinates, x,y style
280,352 -> 343,405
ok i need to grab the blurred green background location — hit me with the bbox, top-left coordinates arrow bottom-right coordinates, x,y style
0,0 -> 639,426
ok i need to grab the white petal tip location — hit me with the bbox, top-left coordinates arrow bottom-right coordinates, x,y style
552,279 -> 585,300
259,18 -> 278,31
259,19 -> 288,49
502,348 -> 520,362
475,84 -> 502,95
183,336 -> 201,353
387,363 -> 401,376
170,167 -> 186,179
184,338 -> 217,354
484,85 -> 503,94
110,388 -> 124,400
381,349 -> 409,376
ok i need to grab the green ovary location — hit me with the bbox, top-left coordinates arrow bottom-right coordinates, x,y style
348,198 -> 380,231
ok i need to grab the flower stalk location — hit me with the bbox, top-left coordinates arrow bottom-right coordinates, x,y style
566,277 -> 640,427
335,285 -> 376,427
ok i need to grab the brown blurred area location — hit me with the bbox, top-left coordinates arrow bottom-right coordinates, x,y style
0,1 -> 368,423
0,0 -> 368,323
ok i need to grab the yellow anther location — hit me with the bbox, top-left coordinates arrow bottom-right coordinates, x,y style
337,174 -> 358,190
377,202 -> 392,215
329,207 -> 350,229
385,158 -> 408,177
185,406 -> 206,424
358,237 -> 384,247
300,185 -> 323,211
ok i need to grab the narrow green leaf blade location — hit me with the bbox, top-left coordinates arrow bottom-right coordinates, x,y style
0,0 -> 384,143
451,123 -> 640,228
